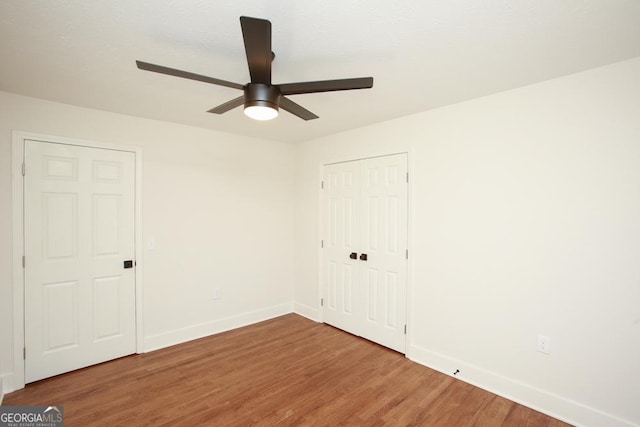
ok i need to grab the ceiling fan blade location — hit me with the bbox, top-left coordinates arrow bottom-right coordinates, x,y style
279,96 -> 319,121
136,61 -> 243,90
207,95 -> 245,114
278,77 -> 373,95
240,16 -> 272,84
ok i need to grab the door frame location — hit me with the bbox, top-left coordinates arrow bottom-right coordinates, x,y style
318,151 -> 412,353
11,131 -> 144,391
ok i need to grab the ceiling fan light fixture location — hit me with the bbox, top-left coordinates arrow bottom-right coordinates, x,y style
244,104 -> 279,121
243,83 -> 280,121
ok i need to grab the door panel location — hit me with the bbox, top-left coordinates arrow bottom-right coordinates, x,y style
43,280 -> 79,352
24,140 -> 136,383
42,192 -> 78,259
322,154 -> 408,353
322,161 -> 362,334
93,276 -> 124,341
93,195 -> 121,256
359,154 -> 408,352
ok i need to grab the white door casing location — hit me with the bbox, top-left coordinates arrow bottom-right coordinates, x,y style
322,154 -> 408,353
24,140 -> 137,383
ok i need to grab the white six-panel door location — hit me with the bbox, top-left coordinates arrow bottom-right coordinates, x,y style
322,154 -> 408,353
24,140 -> 136,383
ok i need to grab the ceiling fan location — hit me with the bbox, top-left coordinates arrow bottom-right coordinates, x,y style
136,16 -> 373,121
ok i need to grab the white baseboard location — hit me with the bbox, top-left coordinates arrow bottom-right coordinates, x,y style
0,374 -> 12,402
408,344 -> 637,427
143,302 -> 294,352
1,372 -> 18,396
294,302 -> 321,322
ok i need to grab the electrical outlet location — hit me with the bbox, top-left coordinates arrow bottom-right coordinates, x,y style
212,288 -> 222,300
537,335 -> 550,354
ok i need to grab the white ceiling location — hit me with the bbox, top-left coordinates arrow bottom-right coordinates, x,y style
1,1 -> 640,143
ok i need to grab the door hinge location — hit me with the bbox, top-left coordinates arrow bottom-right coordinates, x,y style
23,347 -> 26,360
406,172 -> 409,183
405,249 -> 408,259
21,163 -> 25,176
321,180 -> 324,189
404,324 -> 407,335
22,255 -> 25,268
321,298 -> 324,307
321,240 -> 324,248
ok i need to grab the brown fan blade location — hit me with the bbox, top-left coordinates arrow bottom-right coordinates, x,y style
207,95 -> 245,114
278,77 -> 373,95
279,96 -> 319,121
240,16 -> 272,85
136,61 -> 243,90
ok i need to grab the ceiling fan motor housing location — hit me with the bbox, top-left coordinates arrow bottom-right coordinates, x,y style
244,83 -> 280,111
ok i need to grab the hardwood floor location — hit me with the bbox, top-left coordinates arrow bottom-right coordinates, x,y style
4,314 -> 571,426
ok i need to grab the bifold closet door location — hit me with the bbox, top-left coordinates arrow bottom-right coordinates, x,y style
322,154 -> 408,353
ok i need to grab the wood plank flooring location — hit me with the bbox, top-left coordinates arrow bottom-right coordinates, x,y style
3,314 -> 571,426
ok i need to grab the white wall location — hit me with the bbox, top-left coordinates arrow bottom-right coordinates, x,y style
294,57 -> 640,427
0,91 -> 295,391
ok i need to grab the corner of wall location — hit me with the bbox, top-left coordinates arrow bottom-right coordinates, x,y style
293,302 -> 321,322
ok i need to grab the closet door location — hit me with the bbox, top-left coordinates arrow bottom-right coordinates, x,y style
322,154 -> 408,353
322,160 -> 362,335
358,154 -> 408,353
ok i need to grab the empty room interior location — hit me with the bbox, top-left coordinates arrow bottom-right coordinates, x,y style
1,1 -> 639,426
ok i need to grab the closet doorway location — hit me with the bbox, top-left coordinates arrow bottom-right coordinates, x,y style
322,153 -> 408,353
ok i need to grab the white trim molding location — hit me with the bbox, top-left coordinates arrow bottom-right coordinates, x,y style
10,131 -> 144,391
408,344 -> 638,427
143,302 -> 294,352
293,302 -> 321,322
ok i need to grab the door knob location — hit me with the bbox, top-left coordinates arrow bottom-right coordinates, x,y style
349,252 -> 358,260
123,260 -> 134,269
359,253 -> 368,261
